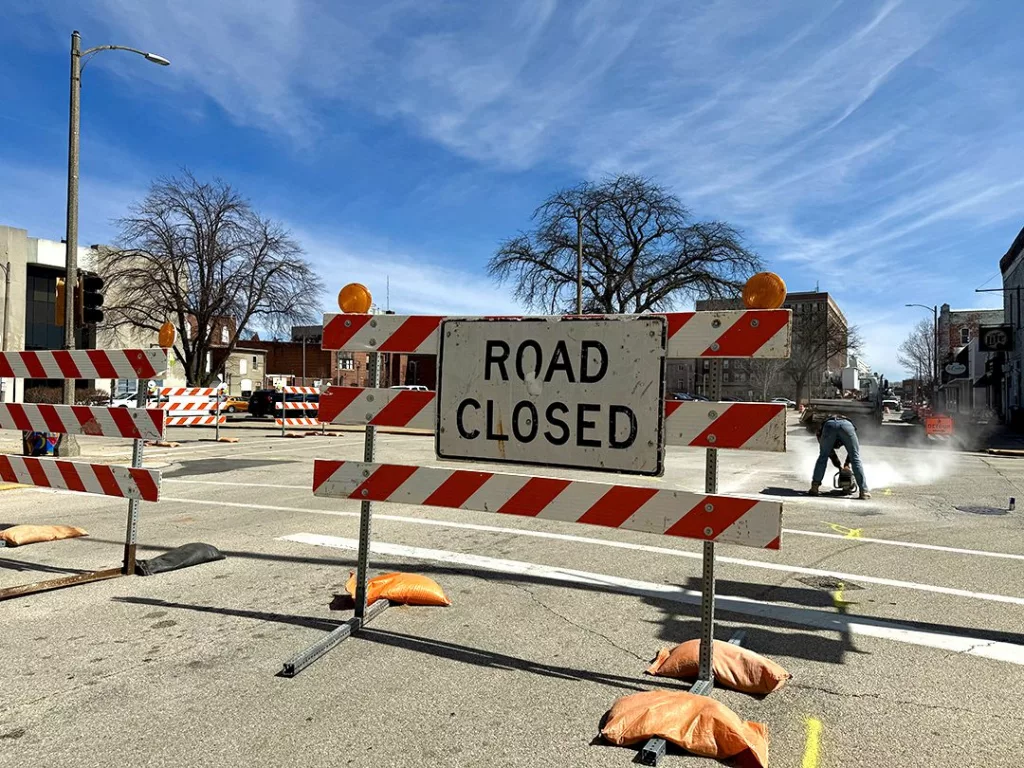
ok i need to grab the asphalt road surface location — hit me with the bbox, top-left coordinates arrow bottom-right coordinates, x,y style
2,415 -> 1022,767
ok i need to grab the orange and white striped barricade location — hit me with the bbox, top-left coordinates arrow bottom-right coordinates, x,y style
0,348 -> 168,600
158,387 -> 227,438
280,311 -> 791,677
276,386 -> 320,436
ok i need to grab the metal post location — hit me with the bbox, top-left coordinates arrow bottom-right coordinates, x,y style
693,357 -> 722,696
302,335 -> 307,386
215,386 -> 222,441
280,389 -> 286,437
353,351 -> 381,624
933,304 -> 939,404
57,31 -> 83,455
63,32 -> 81,407
576,217 -> 583,315
0,260 -> 9,403
123,378 -> 146,574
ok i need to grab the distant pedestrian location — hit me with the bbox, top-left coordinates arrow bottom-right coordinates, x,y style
809,415 -> 870,499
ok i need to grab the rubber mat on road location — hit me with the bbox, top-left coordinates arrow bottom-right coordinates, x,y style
136,542 -> 225,576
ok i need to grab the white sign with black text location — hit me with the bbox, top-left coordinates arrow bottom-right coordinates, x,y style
435,317 -> 667,476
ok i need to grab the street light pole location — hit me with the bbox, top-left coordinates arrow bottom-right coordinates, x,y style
906,303 -> 938,405
62,30 -> 82,411
0,260 -> 9,402
60,30 -> 169,455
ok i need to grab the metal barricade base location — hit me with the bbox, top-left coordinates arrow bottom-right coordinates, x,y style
0,566 -> 123,601
280,598 -> 391,678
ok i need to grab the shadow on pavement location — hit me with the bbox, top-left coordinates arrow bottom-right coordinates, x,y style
112,595 -> 341,632
0,557 -> 89,575
162,458 -> 284,478
87,539 -> 1024,660
110,596 -> 692,693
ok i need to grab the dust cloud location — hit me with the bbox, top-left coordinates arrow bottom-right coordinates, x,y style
787,427 -> 956,490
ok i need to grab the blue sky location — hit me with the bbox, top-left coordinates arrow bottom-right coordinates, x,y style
1,0 -> 1021,377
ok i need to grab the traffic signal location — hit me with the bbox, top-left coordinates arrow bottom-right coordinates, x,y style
55,278 -> 66,326
77,273 -> 105,325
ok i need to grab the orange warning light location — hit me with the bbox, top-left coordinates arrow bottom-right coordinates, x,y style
158,321 -> 176,349
742,272 -> 787,310
338,283 -> 372,314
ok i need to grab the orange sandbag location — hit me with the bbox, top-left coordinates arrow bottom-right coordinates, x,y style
0,524 -> 88,547
345,571 -> 451,607
601,689 -> 768,768
646,639 -> 791,695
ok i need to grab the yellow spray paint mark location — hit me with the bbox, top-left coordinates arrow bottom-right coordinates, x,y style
831,581 -> 858,610
827,523 -> 862,539
802,717 -> 823,768
884,488 -> 893,496
0,483 -> 24,492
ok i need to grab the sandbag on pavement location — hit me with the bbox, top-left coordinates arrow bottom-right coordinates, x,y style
136,543 -> 225,576
601,689 -> 768,768
0,524 -> 88,547
345,571 -> 450,606
646,639 -> 791,695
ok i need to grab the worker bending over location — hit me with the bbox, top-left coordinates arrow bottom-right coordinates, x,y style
810,415 -> 870,499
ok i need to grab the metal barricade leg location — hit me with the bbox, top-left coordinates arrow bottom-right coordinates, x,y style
215,387 -> 222,441
123,378 -> 146,575
691,358 -> 721,697
281,352 -> 385,677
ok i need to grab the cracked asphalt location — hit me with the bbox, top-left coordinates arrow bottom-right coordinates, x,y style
2,414 -> 1023,767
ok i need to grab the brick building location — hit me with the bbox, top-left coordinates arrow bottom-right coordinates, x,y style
686,291 -> 848,401
1000,226 -> 1024,427
936,303 -> 1003,414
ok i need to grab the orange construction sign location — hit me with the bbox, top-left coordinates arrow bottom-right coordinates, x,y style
925,415 -> 954,436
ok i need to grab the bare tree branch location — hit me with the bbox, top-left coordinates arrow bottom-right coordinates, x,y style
97,171 -> 323,385
897,318 -> 936,398
782,319 -> 861,403
488,174 -> 762,314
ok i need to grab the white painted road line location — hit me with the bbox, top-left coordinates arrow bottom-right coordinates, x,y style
280,533 -> 1024,666
783,529 -> 1024,561
156,493 -> 1024,606
161,479 -> 1024,562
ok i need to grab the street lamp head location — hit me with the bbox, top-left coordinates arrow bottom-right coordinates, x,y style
144,53 -> 171,66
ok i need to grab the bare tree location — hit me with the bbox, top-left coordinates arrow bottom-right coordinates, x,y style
489,175 -> 762,313
783,320 -> 862,404
748,358 -> 788,401
897,318 -> 935,396
97,172 -> 323,385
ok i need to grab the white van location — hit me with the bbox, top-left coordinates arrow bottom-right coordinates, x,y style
389,385 -> 429,391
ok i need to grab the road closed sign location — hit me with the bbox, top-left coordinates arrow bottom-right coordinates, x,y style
435,317 -> 667,476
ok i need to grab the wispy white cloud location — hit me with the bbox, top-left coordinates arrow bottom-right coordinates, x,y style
295,230 -> 524,318
8,0 -> 1022,378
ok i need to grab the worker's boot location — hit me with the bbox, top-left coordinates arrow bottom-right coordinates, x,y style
859,489 -> 872,500
808,482 -> 821,496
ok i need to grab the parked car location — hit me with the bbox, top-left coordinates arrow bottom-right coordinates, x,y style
671,392 -> 697,401
248,389 -> 281,417
248,389 -> 319,417
882,398 -> 902,412
771,397 -> 797,408
109,392 -> 168,408
390,385 -> 429,391
219,397 -> 249,414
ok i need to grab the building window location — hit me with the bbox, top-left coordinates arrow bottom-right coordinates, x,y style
239,359 -> 248,375
252,356 -> 261,371
339,353 -> 355,371
960,328 -> 970,345
221,326 -> 229,344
